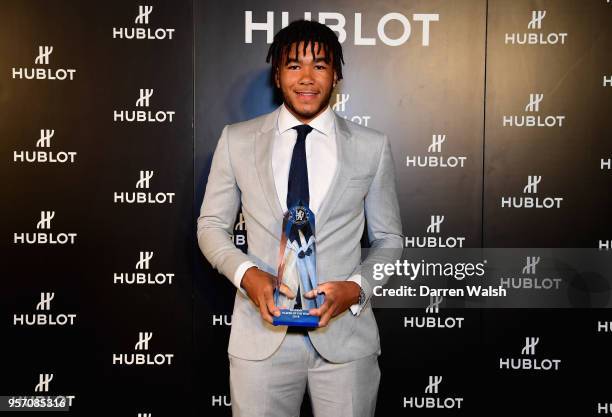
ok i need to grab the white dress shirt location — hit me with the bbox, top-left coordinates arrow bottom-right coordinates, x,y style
273,102 -> 337,214
233,103 -> 363,315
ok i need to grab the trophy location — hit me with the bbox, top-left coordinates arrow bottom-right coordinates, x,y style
272,203 -> 324,327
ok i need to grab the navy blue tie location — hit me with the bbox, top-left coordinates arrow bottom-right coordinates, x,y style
287,124 -> 313,309
287,124 -> 313,210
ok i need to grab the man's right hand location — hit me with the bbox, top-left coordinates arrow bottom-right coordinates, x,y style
240,266 -> 295,324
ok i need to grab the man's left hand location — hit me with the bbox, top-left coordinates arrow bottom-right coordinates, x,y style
303,281 -> 361,327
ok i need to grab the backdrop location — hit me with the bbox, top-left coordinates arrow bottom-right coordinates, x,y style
1,0 -> 611,415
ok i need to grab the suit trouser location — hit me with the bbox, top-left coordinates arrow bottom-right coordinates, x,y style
229,330 -> 380,417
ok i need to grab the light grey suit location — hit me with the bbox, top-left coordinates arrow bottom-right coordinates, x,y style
197,105 -> 403,364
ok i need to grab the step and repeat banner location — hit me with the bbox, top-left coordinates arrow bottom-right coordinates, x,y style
2,0 -> 611,416
0,0 -> 193,415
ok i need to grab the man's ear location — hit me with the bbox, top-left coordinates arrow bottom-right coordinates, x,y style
333,72 -> 338,88
274,68 -> 280,89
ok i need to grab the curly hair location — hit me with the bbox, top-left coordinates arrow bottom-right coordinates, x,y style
265,19 -> 345,85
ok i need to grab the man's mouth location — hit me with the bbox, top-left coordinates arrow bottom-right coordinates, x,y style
295,91 -> 319,101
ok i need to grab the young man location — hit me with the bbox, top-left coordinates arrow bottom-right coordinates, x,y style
197,19 -> 402,417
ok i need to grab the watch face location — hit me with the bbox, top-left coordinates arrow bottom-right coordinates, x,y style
359,288 -> 366,305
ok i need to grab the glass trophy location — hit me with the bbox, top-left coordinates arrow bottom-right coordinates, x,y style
272,203 -> 324,327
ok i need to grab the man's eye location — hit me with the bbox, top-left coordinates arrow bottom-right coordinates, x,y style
288,65 -> 299,69
315,65 -> 325,70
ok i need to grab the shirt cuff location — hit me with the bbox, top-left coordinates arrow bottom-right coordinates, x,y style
347,274 -> 363,316
234,261 -> 257,297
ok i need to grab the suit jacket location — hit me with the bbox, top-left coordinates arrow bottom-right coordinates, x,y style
197,105 -> 403,363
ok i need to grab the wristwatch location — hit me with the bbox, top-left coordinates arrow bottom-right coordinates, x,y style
357,286 -> 366,307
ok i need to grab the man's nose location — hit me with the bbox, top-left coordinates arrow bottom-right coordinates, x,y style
299,67 -> 314,84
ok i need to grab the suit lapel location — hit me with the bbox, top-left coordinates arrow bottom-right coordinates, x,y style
254,107 -> 285,224
314,113 -> 351,235
254,107 -> 353,235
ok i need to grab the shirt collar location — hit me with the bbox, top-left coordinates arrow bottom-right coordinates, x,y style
277,102 -> 335,137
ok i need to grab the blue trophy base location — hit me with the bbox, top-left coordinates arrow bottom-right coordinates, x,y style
273,309 -> 319,327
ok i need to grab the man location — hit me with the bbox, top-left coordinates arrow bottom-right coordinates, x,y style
197,19 -> 402,417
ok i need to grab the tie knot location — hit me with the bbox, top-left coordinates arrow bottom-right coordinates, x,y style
292,124 -> 313,140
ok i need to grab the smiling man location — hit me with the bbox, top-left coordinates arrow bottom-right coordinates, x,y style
197,19 -> 402,417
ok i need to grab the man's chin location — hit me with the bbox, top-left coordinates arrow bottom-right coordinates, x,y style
290,104 -> 324,120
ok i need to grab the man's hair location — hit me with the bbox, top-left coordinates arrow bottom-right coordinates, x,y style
265,19 -> 345,84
